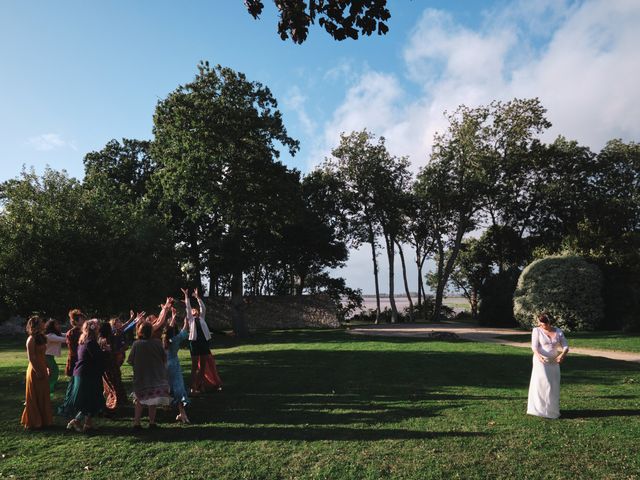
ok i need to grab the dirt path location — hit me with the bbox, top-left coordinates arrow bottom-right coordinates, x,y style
348,322 -> 640,363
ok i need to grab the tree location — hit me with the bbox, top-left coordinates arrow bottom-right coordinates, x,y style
83,138 -> 155,205
416,105 -> 492,321
151,61 -> 299,337
480,98 -> 551,237
0,167 -> 179,317
291,170 -> 350,294
449,238 -> 491,319
326,130 -> 409,323
403,187 -> 437,319
245,0 -> 390,43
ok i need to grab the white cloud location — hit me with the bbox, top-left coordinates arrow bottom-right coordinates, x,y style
27,133 -> 77,152
284,85 -> 316,137
318,0 -> 640,292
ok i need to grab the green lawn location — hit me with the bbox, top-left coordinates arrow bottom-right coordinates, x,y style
496,331 -> 640,353
1,330 -> 639,479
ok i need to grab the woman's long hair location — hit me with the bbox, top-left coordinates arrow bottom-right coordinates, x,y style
136,321 -> 152,340
26,316 -> 46,345
44,318 -> 61,336
79,319 -> 100,345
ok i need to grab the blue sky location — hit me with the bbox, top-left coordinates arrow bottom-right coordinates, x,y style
1,0 -> 639,294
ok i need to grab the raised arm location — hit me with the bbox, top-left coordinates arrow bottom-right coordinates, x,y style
46,333 -> 66,344
169,307 -> 177,328
152,297 -> 173,331
123,311 -> 145,334
182,288 -> 194,322
193,288 -> 205,319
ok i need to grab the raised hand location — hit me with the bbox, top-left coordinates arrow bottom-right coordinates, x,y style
181,288 -> 189,297
136,311 -> 146,322
192,287 -> 200,299
129,309 -> 135,322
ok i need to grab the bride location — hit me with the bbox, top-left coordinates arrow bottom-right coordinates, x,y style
527,313 -> 569,419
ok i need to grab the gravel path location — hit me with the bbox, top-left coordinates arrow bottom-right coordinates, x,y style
348,322 -> 640,363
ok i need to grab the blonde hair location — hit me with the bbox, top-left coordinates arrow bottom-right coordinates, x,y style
79,319 -> 99,344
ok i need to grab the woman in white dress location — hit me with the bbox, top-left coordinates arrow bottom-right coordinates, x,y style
527,313 -> 569,419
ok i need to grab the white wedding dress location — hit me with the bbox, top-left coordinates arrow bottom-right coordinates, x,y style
527,327 -> 569,419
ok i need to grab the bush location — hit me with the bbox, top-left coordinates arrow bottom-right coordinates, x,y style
478,268 -> 520,327
411,297 -> 455,322
513,255 -> 604,331
349,307 -> 408,324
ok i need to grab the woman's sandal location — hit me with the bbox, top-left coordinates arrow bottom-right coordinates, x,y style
66,419 -> 82,432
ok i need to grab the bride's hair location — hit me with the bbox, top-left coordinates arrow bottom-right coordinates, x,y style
537,313 -> 551,324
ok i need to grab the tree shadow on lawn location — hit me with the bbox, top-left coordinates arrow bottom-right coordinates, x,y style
127,424 -> 488,442
561,409 -> 640,419
16,422 -> 487,442
2,340 -> 638,441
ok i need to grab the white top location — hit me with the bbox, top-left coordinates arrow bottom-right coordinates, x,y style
185,297 -> 211,342
531,327 -> 569,360
45,333 -> 66,356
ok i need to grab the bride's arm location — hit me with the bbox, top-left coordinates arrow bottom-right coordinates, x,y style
556,330 -> 569,363
531,328 -> 546,363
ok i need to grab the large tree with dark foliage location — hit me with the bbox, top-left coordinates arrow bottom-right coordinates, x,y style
151,61 -> 299,337
0,167 -> 179,318
244,0 -> 390,43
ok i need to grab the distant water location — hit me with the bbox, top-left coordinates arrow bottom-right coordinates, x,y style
358,296 -> 466,313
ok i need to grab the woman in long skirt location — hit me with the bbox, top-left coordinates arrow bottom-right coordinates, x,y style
164,307 -> 190,423
99,321 -> 127,413
527,313 -> 569,419
44,318 -> 66,398
66,319 -> 106,433
183,288 -> 223,394
57,309 -> 85,417
128,309 -> 172,429
21,316 -> 53,429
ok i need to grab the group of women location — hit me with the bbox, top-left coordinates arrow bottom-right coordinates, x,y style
20,288 -> 223,431
22,300 -> 571,430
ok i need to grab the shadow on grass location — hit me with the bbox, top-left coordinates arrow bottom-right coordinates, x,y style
1,333 -> 638,442
20,423 -> 487,442
128,425 -> 488,442
562,409 -> 640,419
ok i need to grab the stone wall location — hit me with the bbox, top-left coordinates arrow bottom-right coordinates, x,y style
205,294 -> 339,331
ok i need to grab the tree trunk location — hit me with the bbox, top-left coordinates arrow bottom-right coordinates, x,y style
470,287 -> 478,320
415,245 -> 422,310
396,240 -> 414,322
432,240 -> 446,322
367,220 -> 381,324
384,233 -> 398,324
231,268 -> 248,338
432,219 -> 467,322
296,270 -> 306,296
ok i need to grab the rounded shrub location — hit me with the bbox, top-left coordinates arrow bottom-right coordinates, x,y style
513,255 -> 604,331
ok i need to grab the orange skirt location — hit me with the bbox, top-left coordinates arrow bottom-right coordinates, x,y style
21,364 -> 53,429
190,354 -> 223,392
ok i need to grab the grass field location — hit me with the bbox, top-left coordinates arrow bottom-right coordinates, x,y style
495,331 -> 640,353
1,330 -> 639,479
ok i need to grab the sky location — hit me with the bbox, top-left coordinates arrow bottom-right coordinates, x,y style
1,0 -> 639,294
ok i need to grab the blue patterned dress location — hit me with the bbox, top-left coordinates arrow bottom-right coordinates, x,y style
166,329 -> 190,407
